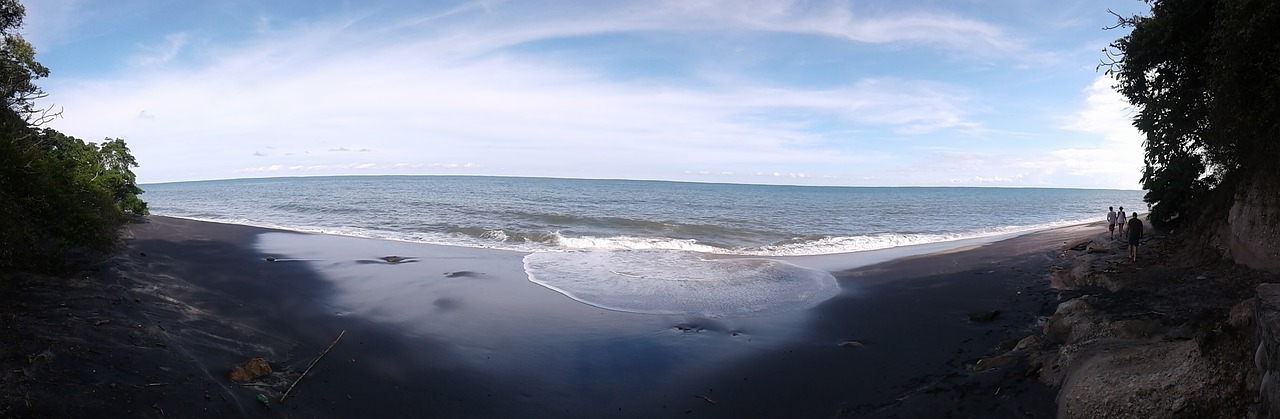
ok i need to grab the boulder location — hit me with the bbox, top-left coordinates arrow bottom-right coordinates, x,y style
1228,298 -> 1257,331
1014,335 -> 1041,351
1058,340 -> 1209,418
973,354 -> 1017,371
1253,285 -> 1280,417
1044,298 -> 1109,345
1050,254 -> 1124,292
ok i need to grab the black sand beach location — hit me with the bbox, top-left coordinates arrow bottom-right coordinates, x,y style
1,216 -> 1099,417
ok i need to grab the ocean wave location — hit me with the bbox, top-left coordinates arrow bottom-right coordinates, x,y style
152,213 -> 1099,256
550,234 -> 728,253
742,217 -> 1099,256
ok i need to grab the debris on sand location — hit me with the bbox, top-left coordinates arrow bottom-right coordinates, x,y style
229,357 -> 272,382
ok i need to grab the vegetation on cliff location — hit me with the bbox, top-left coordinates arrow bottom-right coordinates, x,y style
1107,0 -> 1280,230
0,0 -> 147,271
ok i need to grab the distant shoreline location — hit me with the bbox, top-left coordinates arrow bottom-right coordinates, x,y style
139,173 -> 1146,192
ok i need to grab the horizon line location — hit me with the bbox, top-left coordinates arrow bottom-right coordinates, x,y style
138,173 -> 1145,192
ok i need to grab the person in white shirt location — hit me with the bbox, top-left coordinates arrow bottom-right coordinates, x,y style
1106,206 -> 1117,240
1117,207 -> 1127,236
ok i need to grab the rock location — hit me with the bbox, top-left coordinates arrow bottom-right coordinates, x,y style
1085,244 -> 1110,254
229,357 -> 272,382
382,256 -> 406,263
1111,319 -> 1161,339
1014,335 -> 1041,351
968,310 -> 1000,323
1050,254 -> 1125,291
973,354 -> 1017,371
1254,284 -> 1280,416
838,340 -> 864,348
1228,298 -> 1257,330
1058,341 -> 1208,418
1064,237 -> 1092,252
1224,175 -> 1280,274
1044,298 -> 1109,345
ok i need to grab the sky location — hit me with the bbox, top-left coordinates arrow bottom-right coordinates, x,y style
22,0 -> 1151,189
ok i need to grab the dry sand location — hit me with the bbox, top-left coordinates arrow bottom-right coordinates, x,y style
0,216 -> 1105,417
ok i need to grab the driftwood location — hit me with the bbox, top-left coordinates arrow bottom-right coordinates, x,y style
280,330 -> 346,402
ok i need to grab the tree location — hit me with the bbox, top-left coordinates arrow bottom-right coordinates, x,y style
0,0 -> 50,124
0,1 -> 147,271
1106,0 -> 1280,228
96,138 -> 148,215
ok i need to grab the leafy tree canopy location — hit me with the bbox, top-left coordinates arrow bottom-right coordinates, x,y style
1107,0 -> 1280,228
0,0 -> 147,271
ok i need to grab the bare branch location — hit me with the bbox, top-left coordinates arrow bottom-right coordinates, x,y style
1103,9 -> 1136,30
27,103 -> 62,126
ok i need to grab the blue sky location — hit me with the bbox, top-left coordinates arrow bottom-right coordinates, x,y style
24,0 -> 1149,188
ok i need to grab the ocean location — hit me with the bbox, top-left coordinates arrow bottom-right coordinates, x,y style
144,175 -> 1144,317
142,175 -> 1143,256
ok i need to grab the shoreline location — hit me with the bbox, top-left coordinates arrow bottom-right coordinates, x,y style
150,212 -> 1110,271
1,215 -> 1115,417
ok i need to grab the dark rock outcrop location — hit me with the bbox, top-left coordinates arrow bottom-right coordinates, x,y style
1225,178 -> 1280,274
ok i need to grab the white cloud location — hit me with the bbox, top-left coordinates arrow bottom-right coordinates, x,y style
39,8 -> 985,183
27,1 -> 1142,188
238,162 -> 474,173
650,0 -> 1022,54
1054,74 -> 1145,186
131,32 -> 189,68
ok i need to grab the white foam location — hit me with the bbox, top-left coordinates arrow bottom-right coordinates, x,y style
482,229 -> 509,242
157,213 -> 1101,257
743,217 -> 1101,256
523,250 -> 840,317
551,233 -> 725,253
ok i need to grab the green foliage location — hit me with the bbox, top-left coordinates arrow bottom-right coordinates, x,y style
1206,0 -> 1280,171
1140,150 -> 1208,228
1108,0 -> 1280,229
0,1 -> 146,271
1,128 -> 149,270
0,0 -> 48,120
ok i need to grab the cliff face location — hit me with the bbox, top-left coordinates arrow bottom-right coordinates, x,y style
1224,176 -> 1280,274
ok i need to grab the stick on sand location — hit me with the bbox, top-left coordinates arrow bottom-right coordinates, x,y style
281,330 -> 346,402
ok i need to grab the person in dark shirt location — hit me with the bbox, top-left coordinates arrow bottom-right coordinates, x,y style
1127,212 -> 1144,262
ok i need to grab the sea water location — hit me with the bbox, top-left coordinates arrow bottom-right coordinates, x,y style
144,175 -> 1144,316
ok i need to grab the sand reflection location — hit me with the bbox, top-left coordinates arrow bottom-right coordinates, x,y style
253,232 -> 821,399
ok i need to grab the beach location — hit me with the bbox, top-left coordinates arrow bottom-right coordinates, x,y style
1,215 -> 1104,417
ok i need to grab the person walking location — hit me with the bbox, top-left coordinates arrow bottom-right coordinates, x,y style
1107,206 -> 1117,239
1127,212 -> 1144,261
1117,206 -> 1127,236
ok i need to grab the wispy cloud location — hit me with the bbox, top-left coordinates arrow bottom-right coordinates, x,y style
131,32 -> 189,67
667,0 -> 1020,52
41,3 -> 986,183
28,0 -> 1147,187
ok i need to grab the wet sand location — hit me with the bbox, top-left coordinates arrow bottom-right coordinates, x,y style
0,216 -> 1101,417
